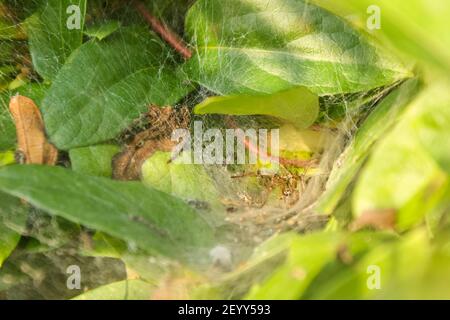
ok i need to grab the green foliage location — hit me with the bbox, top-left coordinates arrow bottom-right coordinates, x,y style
353,83 -> 450,230
142,151 -> 224,222
84,20 -> 120,40
245,232 -> 341,299
0,96 -> 15,151
313,0 -> 450,77
0,192 -> 28,267
27,0 -> 87,80
316,78 -> 420,215
0,165 -> 215,260
1,0 -> 450,300
69,144 -> 120,178
41,27 -> 191,150
185,0 -> 410,96
194,87 -> 319,129
242,229 -> 450,299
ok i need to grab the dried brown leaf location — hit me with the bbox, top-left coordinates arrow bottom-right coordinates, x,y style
350,209 -> 396,231
9,95 -> 58,165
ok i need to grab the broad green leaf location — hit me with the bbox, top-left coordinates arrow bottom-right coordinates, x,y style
316,78 -> 420,215
312,0 -> 450,78
347,229 -> 433,299
41,27 -> 192,150
0,165 -> 215,260
142,152 -> 223,221
244,232 -> 341,299
353,127 -> 441,228
352,84 -> 450,230
411,82 -> 450,174
0,192 -> 28,267
396,176 -> 448,233
303,229 -> 440,299
84,20 -> 120,40
185,0 -> 410,96
73,280 -> 153,300
69,144 -> 120,178
27,0 -> 87,80
302,231 -> 398,299
194,87 -> 319,129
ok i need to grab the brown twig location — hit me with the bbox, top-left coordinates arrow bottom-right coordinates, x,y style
132,0 -> 192,59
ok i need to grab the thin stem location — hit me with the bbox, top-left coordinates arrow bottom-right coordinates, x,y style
132,0 -> 192,59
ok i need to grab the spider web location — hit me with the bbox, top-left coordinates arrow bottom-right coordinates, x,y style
0,0 -> 395,299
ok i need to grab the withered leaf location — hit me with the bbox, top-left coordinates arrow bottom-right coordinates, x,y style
9,95 -> 58,165
350,209 -> 396,231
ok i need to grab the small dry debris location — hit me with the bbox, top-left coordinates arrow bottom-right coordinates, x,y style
113,105 -> 190,180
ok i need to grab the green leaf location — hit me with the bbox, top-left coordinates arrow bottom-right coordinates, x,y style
242,229 -> 449,299
141,152 -> 223,220
0,192 -> 28,267
244,232 -> 341,299
72,279 -> 153,300
27,0 -> 87,80
411,82 -> 450,174
0,94 -> 15,151
353,127 -> 440,227
194,87 -> 319,129
344,229 -> 432,299
41,27 -> 192,150
185,0 -> 410,96
0,151 -> 14,167
352,83 -> 450,230
0,165 -> 215,260
312,0 -> 450,77
69,144 -> 120,178
316,78 -> 420,215
302,229 -> 444,299
84,20 -> 121,40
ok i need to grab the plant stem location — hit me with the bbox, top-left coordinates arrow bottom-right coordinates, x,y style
132,0 -> 192,59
